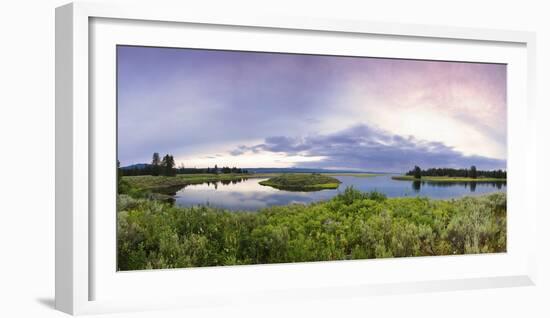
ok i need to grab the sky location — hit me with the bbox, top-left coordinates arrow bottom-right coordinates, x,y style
117,45 -> 507,172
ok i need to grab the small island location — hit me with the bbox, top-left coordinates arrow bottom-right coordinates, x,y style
259,173 -> 341,191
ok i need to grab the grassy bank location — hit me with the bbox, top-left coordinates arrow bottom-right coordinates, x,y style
121,173 -> 250,192
117,188 -> 506,270
392,175 -> 507,182
122,173 -> 379,194
259,173 -> 341,191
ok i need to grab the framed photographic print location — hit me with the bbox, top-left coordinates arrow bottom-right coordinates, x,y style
56,2 -> 537,315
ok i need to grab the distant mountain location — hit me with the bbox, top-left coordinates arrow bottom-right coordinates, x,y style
121,163 -> 151,170
244,167 -> 387,174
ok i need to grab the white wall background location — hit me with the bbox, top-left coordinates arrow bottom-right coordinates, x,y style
0,0 -> 547,317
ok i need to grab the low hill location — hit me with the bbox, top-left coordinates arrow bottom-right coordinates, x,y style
121,163 -> 151,170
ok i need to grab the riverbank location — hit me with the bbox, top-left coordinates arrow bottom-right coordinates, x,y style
122,173 -> 251,191
120,173 -> 507,207
391,175 -> 507,182
121,172 -> 379,193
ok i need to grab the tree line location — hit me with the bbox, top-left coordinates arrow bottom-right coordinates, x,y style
407,166 -> 506,179
120,152 -> 249,177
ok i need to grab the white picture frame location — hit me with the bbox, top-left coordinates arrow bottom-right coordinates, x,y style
55,1 -> 537,315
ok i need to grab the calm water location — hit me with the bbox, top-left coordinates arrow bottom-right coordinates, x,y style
173,175 -> 506,211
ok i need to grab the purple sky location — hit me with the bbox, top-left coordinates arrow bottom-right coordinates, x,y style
117,45 -> 506,172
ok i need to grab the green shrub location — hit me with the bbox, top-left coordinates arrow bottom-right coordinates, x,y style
117,188 -> 507,270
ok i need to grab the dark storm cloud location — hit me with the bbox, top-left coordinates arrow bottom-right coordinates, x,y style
233,124 -> 505,172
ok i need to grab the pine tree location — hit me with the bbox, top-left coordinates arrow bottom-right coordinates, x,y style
151,152 -> 161,176
161,154 -> 176,176
469,165 -> 477,179
413,166 -> 422,179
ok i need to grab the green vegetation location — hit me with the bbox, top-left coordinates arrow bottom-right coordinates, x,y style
148,152 -> 176,176
116,161 -> 507,270
413,165 -> 422,179
117,188 -> 507,270
120,174 -> 251,196
122,152 -> 249,176
259,173 -> 341,191
392,176 -> 506,182
405,166 -> 506,179
118,172 -> 373,200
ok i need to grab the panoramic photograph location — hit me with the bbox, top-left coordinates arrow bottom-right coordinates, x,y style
116,45 -> 507,271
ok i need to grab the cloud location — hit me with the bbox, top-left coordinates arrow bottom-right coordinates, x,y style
117,46 -> 506,167
332,60 -> 507,160
231,124 -> 506,172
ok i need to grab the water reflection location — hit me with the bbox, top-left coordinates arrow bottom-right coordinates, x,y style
409,179 -> 506,193
172,175 -> 507,211
412,180 -> 421,192
411,179 -> 506,193
171,178 -> 249,192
